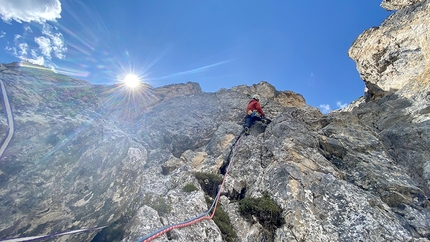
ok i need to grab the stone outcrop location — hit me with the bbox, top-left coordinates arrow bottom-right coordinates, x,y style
0,64 -> 147,241
0,1 -> 430,241
349,0 -> 430,100
381,0 -> 425,10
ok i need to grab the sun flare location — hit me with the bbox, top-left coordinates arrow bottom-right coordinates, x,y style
123,74 -> 141,88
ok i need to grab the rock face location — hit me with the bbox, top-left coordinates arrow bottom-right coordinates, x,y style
0,1 -> 429,241
381,0 -> 425,10
349,0 -> 430,100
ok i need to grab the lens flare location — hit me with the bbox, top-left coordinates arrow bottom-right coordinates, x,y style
123,74 -> 140,88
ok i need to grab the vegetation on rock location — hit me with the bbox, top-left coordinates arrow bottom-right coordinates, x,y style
183,183 -> 199,193
239,192 -> 285,240
204,196 -> 238,242
194,172 -> 223,198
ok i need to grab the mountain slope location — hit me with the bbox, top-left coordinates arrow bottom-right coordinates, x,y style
1,1 -> 430,241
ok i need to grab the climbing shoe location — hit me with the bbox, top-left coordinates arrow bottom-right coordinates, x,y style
244,127 -> 250,135
262,117 -> 271,125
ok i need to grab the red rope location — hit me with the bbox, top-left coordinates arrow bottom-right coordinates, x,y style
142,133 -> 244,242
143,215 -> 211,241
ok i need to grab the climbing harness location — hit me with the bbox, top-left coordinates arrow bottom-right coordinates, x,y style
138,132 -> 245,242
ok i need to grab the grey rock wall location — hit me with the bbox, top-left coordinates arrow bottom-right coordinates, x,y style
0,65 -> 148,241
0,1 -> 430,241
349,0 -> 430,100
381,0 -> 424,10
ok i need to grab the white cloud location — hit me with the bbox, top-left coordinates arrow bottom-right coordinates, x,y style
319,101 -> 349,113
0,31 -> 5,38
35,36 -> 52,58
1,1 -> 66,68
6,35 -> 27,57
23,26 -> 33,33
14,34 -> 22,41
18,42 -> 28,56
6,29 -> 63,69
41,24 -> 66,59
0,0 -> 61,23
336,101 -> 348,109
319,104 -> 331,114
29,49 -> 45,65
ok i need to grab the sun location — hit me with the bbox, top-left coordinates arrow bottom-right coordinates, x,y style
123,74 -> 141,88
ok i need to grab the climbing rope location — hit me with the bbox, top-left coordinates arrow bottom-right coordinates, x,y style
138,132 -> 245,242
0,132 -> 245,242
0,226 -> 107,242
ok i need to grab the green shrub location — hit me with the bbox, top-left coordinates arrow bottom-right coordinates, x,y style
195,172 -> 237,241
141,194 -> 172,216
194,172 -> 223,198
239,192 -> 285,239
152,196 -> 171,216
205,196 -> 237,242
183,183 -> 198,193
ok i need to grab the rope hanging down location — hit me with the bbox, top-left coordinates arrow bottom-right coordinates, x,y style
138,132 -> 245,242
0,226 -> 107,242
0,133 -> 244,242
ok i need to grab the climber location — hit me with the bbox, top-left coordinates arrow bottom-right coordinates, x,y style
243,94 -> 271,135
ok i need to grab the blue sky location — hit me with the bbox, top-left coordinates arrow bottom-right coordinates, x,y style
0,0 -> 392,113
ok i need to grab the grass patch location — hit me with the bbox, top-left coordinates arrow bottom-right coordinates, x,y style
239,192 -> 285,240
194,172 -> 223,198
183,183 -> 198,193
194,171 -> 237,241
204,196 -> 237,242
142,194 -> 172,216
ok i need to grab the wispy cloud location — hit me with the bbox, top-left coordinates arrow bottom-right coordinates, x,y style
0,0 -> 61,23
152,60 -> 233,80
0,0 -> 65,68
319,101 -> 349,113
41,24 -> 66,59
23,26 -> 33,33
336,101 -> 348,109
319,104 -> 331,113
35,36 -> 52,58
5,34 -> 45,65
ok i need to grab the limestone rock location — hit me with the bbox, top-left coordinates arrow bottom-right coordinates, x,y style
231,81 -> 306,108
1,1 -> 430,240
381,0 -> 424,10
152,81 -> 202,101
348,0 -> 430,99
0,61 -> 429,241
